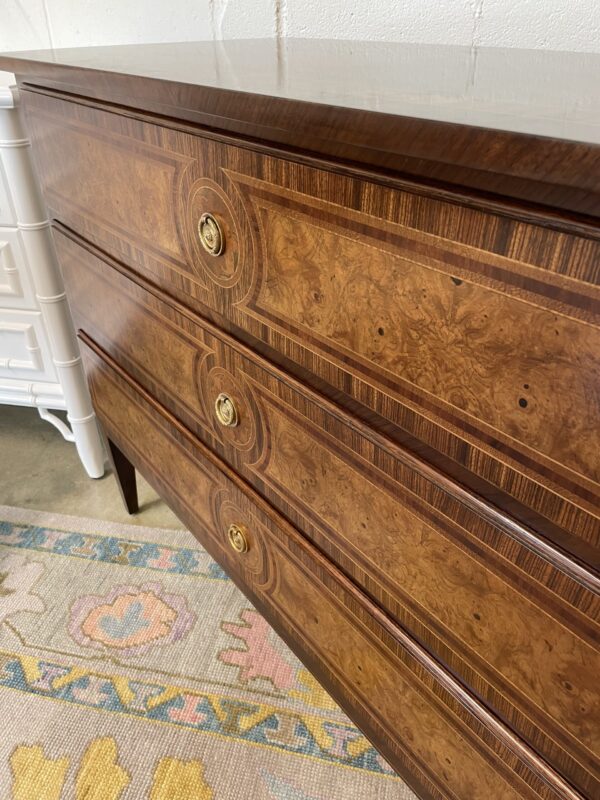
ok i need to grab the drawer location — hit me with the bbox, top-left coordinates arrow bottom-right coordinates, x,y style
0,307 -> 56,381
24,89 -> 600,568
80,338 -> 584,800
0,227 -> 37,309
59,227 -> 600,797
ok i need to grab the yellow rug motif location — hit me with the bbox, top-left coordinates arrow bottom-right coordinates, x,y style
10,737 -> 214,800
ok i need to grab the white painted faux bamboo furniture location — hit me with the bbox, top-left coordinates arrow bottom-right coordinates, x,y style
0,86 -> 105,478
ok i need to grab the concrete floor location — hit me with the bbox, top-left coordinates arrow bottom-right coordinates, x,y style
0,404 -> 184,528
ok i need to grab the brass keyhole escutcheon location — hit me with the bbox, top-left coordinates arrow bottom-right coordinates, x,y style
198,212 -> 224,256
214,393 -> 239,428
228,523 -> 249,554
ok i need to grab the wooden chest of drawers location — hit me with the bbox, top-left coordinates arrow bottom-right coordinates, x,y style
2,40 -> 598,800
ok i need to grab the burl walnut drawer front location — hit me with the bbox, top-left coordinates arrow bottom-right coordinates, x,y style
22,90 -> 600,570
57,228 -> 600,797
81,341 -> 583,800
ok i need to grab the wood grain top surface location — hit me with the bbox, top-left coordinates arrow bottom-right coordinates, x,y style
3,39 -> 600,219
2,39 -> 599,142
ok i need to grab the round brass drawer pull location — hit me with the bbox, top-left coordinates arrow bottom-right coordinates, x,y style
214,393 -> 239,428
228,523 -> 249,554
198,212 -> 224,256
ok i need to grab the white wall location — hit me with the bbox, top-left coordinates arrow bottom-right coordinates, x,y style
1,0 -> 599,87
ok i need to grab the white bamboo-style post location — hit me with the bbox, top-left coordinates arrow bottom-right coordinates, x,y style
0,86 -> 105,478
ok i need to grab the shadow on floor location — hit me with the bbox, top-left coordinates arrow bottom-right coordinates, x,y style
0,405 -> 184,528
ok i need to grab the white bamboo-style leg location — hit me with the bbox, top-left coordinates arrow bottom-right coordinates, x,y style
1,87 -> 105,478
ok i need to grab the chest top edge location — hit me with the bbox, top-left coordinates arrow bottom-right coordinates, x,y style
2,40 -> 600,223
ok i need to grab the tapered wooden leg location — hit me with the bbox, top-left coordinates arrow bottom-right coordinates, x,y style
107,437 -> 139,514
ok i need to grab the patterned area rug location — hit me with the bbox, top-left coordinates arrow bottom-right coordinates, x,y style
0,505 -> 414,799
